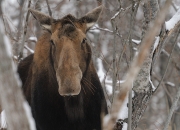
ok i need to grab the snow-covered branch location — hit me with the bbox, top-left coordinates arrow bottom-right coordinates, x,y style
165,8 -> 180,31
24,45 -> 34,54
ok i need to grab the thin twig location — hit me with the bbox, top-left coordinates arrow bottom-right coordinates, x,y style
111,5 -> 132,20
127,2 -> 140,130
153,21 -> 180,69
90,26 -> 121,37
1,15 -> 18,42
111,19 -> 117,106
154,28 -> 180,94
171,1 -> 177,11
103,0 -> 172,129
116,0 -> 140,77
103,61 -> 113,108
163,85 -> 180,130
18,0 -> 31,61
128,89 -> 132,130
46,0 -> 52,16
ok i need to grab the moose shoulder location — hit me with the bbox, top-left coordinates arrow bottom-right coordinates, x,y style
18,6 -> 108,130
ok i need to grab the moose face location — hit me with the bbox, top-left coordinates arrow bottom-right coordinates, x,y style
29,6 -> 102,96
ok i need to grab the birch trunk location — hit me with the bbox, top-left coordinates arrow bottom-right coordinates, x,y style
0,25 -> 32,130
132,0 -> 159,129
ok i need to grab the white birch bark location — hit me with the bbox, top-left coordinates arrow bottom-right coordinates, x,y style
0,26 -> 33,130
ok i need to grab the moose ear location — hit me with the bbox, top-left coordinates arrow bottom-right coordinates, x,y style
80,6 -> 102,30
29,9 -> 52,31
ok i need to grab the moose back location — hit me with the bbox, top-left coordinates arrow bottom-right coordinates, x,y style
18,6 -> 108,130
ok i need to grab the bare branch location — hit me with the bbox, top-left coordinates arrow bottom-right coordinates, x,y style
163,82 -> 180,130
90,26 -> 121,37
18,0 -> 31,60
103,0 -> 172,129
127,89 -> 132,130
127,1 -> 141,130
111,19 -> 117,105
111,5 -> 132,20
24,45 -> 34,54
155,27 -> 180,93
46,0 -> 52,17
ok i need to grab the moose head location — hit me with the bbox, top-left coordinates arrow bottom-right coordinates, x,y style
29,6 -> 102,96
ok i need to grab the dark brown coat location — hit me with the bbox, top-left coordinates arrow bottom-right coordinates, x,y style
18,6 -> 107,130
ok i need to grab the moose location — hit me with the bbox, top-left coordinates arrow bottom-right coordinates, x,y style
18,6 -> 108,130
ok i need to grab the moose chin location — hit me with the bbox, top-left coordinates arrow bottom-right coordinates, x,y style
18,6 -> 108,130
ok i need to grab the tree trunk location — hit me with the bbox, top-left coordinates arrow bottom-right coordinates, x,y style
132,0 -> 159,129
0,23 -> 33,130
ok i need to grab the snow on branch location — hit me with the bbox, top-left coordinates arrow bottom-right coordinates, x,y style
132,39 -> 141,45
0,110 -> 7,129
152,36 -> 160,52
111,5 -> 132,20
165,8 -> 180,31
28,37 -> 37,42
24,45 -> 34,53
111,11 -> 120,20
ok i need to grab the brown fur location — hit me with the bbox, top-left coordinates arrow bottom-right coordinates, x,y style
18,6 -> 107,130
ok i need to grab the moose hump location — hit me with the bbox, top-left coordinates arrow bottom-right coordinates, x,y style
18,6 -> 108,130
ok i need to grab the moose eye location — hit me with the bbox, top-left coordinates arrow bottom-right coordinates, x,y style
50,40 -> 55,46
81,38 -> 87,45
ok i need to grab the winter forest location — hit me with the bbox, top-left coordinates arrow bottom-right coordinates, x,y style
0,0 -> 180,130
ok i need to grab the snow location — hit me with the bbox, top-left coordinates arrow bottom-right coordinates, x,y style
103,114 -> 111,125
24,45 -> 34,53
153,36 -> 160,52
105,84 -> 113,95
177,42 -> 180,49
148,36 -> 160,91
29,37 -> 37,42
132,39 -> 141,45
133,47 -> 138,51
117,94 -> 128,119
23,102 -> 36,130
0,110 -> 7,129
97,58 -> 105,82
89,24 -> 100,33
132,90 -> 135,98
111,11 -> 120,20
104,79 -> 125,96
166,82 -> 175,87
122,122 -> 127,130
4,32 -> 12,57
165,8 -> 180,31
149,75 -> 156,91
